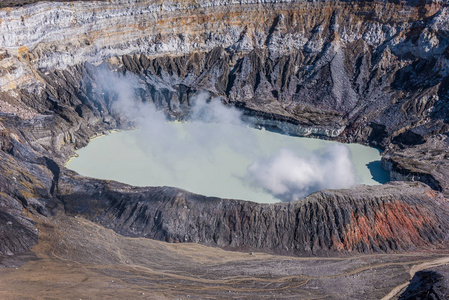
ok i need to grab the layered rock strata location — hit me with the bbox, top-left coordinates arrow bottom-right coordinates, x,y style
0,0 -> 448,266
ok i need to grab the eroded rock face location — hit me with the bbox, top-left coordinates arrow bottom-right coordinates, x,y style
0,0 -> 448,263
3,0 -> 448,145
0,193 -> 37,262
383,135 -> 449,196
58,172 -> 449,255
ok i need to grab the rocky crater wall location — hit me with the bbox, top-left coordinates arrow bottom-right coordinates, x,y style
2,0 -> 449,141
0,0 -> 449,261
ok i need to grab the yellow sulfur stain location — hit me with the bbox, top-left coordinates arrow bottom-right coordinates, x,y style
18,46 -> 29,56
7,81 -> 16,90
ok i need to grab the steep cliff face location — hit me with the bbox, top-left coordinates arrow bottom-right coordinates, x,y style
1,0 -> 442,73
2,0 -> 449,144
0,0 -> 449,264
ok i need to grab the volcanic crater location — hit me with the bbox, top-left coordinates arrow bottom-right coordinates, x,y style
1,0 -> 449,298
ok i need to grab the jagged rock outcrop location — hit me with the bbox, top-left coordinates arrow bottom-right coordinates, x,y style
399,268 -> 449,300
0,0 -> 449,266
383,135 -> 449,197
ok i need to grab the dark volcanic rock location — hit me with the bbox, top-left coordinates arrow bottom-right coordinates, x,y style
58,170 -> 449,255
0,195 -> 37,260
383,135 -> 449,197
400,269 -> 449,300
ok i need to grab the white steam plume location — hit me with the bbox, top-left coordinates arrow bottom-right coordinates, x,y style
247,145 -> 357,202
91,65 -> 254,159
90,66 -> 358,202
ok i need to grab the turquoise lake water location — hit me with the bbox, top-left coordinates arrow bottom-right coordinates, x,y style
66,123 -> 389,203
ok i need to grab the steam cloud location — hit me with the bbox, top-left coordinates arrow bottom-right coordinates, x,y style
90,65 -> 358,202
247,146 -> 357,202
